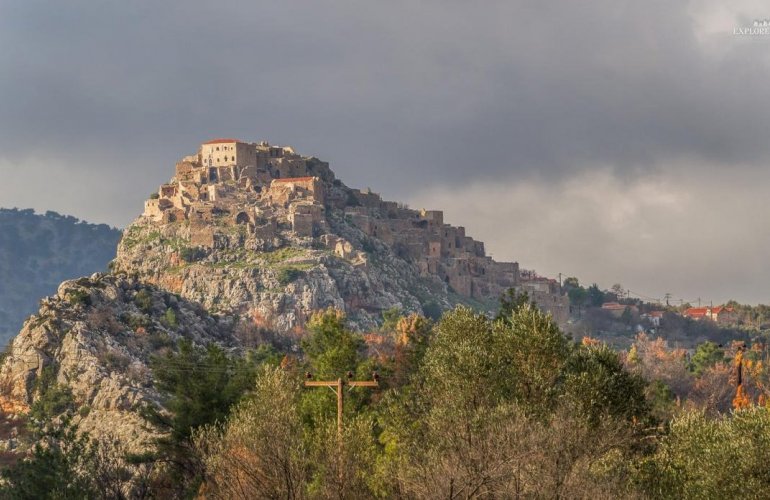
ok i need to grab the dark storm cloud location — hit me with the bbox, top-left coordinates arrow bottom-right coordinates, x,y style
2,0 -> 770,301
2,1 -> 768,189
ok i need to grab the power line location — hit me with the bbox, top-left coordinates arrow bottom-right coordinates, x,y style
304,371 -> 379,440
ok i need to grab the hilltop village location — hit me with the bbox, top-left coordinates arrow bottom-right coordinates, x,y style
141,138 -> 569,324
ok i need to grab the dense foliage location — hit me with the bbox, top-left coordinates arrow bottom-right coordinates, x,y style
0,208 -> 121,344
6,292 -> 770,498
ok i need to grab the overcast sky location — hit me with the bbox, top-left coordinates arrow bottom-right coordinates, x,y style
1,1 -> 769,304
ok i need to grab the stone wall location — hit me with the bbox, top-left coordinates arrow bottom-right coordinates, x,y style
200,139 -> 257,168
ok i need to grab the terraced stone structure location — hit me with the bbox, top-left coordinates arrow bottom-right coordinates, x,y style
118,138 -> 568,330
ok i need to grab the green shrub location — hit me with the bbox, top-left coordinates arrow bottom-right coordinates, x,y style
277,267 -> 304,285
421,300 -> 444,321
134,289 -> 153,313
148,331 -> 174,351
180,246 -> 205,263
346,191 -> 361,206
361,238 -> 376,253
124,313 -> 150,330
67,289 -> 91,307
163,307 -> 178,328
30,366 -> 75,423
102,351 -> 130,371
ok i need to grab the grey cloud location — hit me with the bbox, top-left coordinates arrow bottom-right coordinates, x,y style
1,0 -> 769,300
2,1 -> 768,184
411,167 -> 770,305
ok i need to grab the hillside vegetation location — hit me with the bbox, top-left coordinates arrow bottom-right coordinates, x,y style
4,297 -> 770,498
0,209 -> 121,343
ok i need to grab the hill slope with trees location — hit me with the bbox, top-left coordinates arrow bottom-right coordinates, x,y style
0,208 -> 121,344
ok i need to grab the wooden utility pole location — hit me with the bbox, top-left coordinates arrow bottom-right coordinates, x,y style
304,372 -> 379,439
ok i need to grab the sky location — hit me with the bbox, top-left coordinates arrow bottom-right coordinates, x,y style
1,0 -> 769,305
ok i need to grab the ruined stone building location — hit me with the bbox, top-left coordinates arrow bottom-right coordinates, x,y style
141,138 -> 568,322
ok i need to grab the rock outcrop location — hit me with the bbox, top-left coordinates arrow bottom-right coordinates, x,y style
0,273 -> 236,451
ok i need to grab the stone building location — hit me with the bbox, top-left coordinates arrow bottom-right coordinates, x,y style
269,177 -> 325,206
683,305 -> 736,324
200,138 -> 257,168
138,138 -> 569,324
517,274 -> 570,324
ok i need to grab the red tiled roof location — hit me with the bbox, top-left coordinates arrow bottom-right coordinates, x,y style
203,138 -> 242,145
684,307 -> 708,317
272,177 -> 315,183
685,306 -> 734,318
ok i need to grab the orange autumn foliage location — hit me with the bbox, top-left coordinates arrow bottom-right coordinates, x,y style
395,314 -> 430,347
732,350 -> 752,410
733,384 -> 751,410
280,354 -> 297,371
628,333 -> 693,397
393,313 -> 432,385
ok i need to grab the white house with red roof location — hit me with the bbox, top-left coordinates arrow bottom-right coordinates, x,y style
683,305 -> 736,324
601,301 -> 639,318
640,310 -> 664,327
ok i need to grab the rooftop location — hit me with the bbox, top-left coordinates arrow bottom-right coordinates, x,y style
272,177 -> 316,183
203,138 -> 242,145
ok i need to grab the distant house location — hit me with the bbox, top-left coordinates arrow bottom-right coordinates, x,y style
601,302 -> 638,319
641,310 -> 664,327
518,274 -> 570,325
684,307 -> 708,320
683,306 -> 736,324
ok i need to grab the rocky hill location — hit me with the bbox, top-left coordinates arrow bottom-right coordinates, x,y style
0,139 -> 568,487
114,138 -> 567,333
0,273 -> 236,455
0,209 -> 121,344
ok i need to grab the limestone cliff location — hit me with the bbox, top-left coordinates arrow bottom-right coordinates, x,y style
0,273 -> 236,450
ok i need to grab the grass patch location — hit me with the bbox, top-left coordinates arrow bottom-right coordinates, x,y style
205,260 -> 258,270
260,247 -> 308,266
119,225 -> 143,250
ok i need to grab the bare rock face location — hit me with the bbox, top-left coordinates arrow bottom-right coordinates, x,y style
0,273 -> 236,452
114,211 -> 451,334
